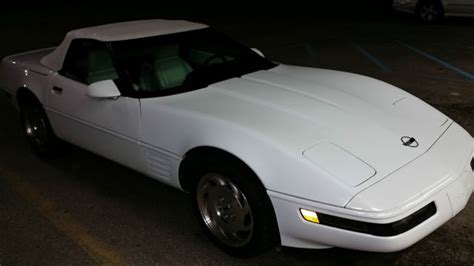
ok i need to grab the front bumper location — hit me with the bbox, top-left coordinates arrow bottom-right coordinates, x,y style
269,164 -> 472,251
269,123 -> 474,252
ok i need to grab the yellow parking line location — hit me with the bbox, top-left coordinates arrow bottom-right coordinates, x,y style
0,168 -> 130,266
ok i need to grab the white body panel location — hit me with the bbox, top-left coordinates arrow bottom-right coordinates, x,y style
271,122 -> 473,250
46,73 -> 144,173
138,65 -> 454,208
0,20 -> 472,252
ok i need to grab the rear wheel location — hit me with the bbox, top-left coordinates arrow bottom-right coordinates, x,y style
417,0 -> 444,22
19,97 -> 59,156
190,156 -> 279,257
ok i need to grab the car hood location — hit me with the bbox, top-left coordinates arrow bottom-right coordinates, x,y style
140,64 -> 453,206
192,64 -> 450,184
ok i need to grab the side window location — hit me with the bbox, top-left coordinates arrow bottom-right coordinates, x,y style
112,38 -> 193,93
134,43 -> 192,92
150,44 -> 192,90
61,39 -> 118,85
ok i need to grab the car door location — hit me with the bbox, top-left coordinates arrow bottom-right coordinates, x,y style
444,0 -> 474,14
113,37 -> 194,186
45,39 -> 145,172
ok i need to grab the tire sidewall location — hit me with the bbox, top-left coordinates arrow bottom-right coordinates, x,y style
190,156 -> 279,257
19,99 -> 58,156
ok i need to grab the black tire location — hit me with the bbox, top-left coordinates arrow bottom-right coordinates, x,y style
19,96 -> 60,157
189,155 -> 279,257
416,0 -> 444,22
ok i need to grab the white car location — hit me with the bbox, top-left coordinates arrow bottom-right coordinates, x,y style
0,20 -> 473,257
393,0 -> 474,22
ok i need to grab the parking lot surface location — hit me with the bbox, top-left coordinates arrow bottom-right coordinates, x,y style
1,3 -> 473,265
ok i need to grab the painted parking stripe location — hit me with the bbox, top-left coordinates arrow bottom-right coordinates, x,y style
0,168 -> 129,266
399,41 -> 474,81
352,43 -> 391,72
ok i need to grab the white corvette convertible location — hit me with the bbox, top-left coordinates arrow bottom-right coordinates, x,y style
0,20 -> 473,257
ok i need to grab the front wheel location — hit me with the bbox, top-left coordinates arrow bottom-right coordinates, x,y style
196,173 -> 254,248
191,158 -> 279,257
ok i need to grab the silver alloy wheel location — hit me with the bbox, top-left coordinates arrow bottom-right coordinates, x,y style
420,3 -> 439,22
23,106 -> 48,147
197,173 -> 254,247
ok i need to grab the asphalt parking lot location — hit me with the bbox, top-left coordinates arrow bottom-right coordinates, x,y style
1,2 -> 473,265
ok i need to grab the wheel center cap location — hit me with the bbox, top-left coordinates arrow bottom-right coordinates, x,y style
217,200 -> 236,223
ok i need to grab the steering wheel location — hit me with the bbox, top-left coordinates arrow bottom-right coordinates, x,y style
203,54 -> 228,66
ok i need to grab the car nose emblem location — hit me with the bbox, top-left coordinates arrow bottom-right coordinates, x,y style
401,136 -> 419,148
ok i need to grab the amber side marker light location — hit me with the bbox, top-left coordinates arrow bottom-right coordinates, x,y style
300,209 -> 320,223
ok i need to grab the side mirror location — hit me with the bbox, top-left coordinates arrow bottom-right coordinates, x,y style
251,48 -> 265,58
86,79 -> 121,99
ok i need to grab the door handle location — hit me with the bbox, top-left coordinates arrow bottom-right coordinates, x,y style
52,86 -> 63,95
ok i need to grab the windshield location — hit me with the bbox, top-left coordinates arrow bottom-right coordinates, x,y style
110,28 -> 277,97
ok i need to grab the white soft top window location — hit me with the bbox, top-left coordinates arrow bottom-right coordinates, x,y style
40,19 -> 208,71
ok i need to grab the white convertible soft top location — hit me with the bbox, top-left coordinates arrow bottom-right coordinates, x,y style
41,19 -> 208,71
